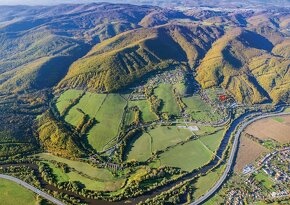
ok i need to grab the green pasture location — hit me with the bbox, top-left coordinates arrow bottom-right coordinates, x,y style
0,178 -> 37,205
128,100 -> 158,122
158,139 -> 213,172
126,126 -> 192,162
154,83 -> 180,116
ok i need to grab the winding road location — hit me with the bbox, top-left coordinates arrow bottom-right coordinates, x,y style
191,111 -> 290,205
1,108 -> 289,205
0,174 -> 66,205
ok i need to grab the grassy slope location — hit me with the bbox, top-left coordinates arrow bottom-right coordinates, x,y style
128,100 -> 158,122
154,84 -> 180,116
65,93 -> 106,126
182,95 -> 221,122
192,164 -> 225,199
37,153 -> 113,180
59,91 -> 126,151
47,162 -> 124,191
150,126 -> 192,151
159,139 -> 213,172
56,89 -> 84,114
199,129 -> 224,152
254,171 -> 275,190
0,178 -> 37,205
127,132 -> 152,162
88,94 -> 126,151
127,126 -> 192,161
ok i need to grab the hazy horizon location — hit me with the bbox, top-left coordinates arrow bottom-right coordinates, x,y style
1,0 -> 289,7
0,0 -> 130,6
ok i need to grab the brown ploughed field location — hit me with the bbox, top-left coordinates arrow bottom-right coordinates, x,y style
244,115 -> 290,144
235,115 -> 290,173
235,134 -> 269,172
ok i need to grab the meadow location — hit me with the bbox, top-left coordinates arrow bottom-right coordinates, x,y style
37,153 -> 125,191
199,129 -> 224,152
64,92 -> 107,126
254,171 -> 275,190
154,84 -> 180,116
55,89 -> 84,114
47,162 -> 125,191
158,139 -> 213,171
56,90 -> 127,151
0,178 -> 37,205
191,164 -> 226,199
36,153 -> 113,180
128,100 -> 158,122
87,94 -> 126,151
182,95 -> 222,122
126,126 -> 192,162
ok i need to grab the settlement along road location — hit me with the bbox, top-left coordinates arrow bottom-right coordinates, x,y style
191,111 -> 290,205
0,174 -> 66,205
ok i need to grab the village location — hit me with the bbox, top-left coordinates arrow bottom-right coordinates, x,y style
226,147 -> 290,205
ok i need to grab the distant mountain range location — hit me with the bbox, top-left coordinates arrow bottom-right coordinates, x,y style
1,0 -> 289,8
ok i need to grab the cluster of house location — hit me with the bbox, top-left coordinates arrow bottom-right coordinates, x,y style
241,147 -> 290,202
244,176 -> 266,201
130,86 -> 146,101
226,189 -> 246,205
147,68 -> 185,86
270,190 -> 289,198
260,148 -> 290,184
129,69 -> 185,101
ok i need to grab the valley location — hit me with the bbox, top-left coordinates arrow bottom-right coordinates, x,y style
0,1 -> 289,205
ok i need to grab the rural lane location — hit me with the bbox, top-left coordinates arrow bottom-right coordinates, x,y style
0,174 -> 66,205
191,111 -> 290,205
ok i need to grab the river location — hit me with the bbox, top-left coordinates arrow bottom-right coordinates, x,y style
0,106 -> 286,205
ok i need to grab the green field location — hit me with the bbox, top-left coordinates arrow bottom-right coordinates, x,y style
46,162 -> 124,191
158,139 -> 213,171
124,109 -> 135,126
127,132 -> 152,162
0,178 -> 38,205
192,165 -> 225,199
204,195 -> 224,205
182,95 -> 222,122
199,129 -> 224,152
154,84 -> 180,116
127,126 -> 192,162
254,171 -> 275,190
128,100 -> 158,122
45,161 -> 69,182
36,153 -> 113,180
38,153 -> 125,191
173,83 -> 186,96
194,125 -> 221,136
55,89 -> 84,114
272,117 -> 284,123
57,90 -> 127,151
150,126 -> 192,151
65,92 -> 107,126
88,94 -> 126,151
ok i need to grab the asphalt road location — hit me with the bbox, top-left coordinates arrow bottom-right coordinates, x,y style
191,111 -> 290,205
0,174 -> 66,205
